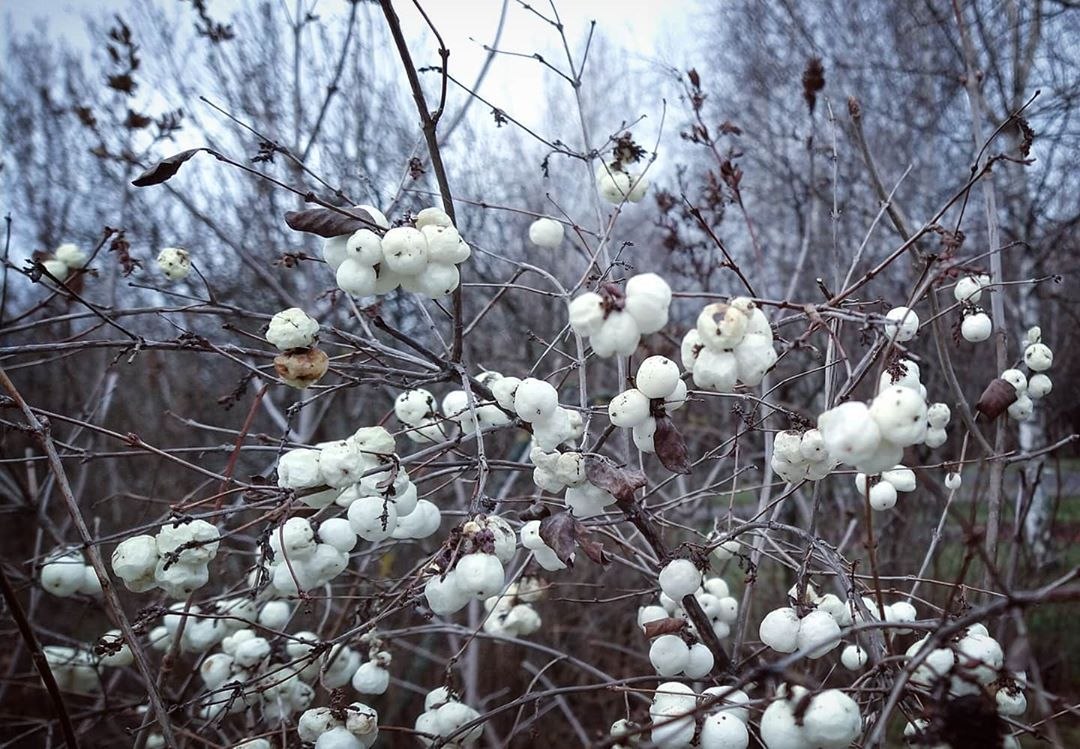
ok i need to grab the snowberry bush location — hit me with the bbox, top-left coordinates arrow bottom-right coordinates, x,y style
5,8 -> 1076,749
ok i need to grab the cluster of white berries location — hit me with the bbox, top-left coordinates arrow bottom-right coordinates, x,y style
264,517 -> 350,596
955,275 -> 994,342
853,464 -> 916,511
43,646 -> 100,692
111,519 -> 220,598
642,681 -> 751,749
39,548 -> 101,598
483,577 -> 545,637
596,164 -> 650,205
569,273 -> 672,357
506,376 -> 584,449
528,217 -> 565,249
817,358 -> 938,474
40,242 -> 87,282
414,687 -> 484,746
769,429 -> 838,483
760,684 -> 861,749
146,598 -> 255,654
608,355 -> 688,452
298,703 -> 379,749
156,246 -> 192,281
682,297 -> 777,392
520,519 -> 569,571
1002,326 -> 1054,421
323,205 -> 469,299
394,387 -> 445,443
530,447 -> 617,517
277,425 -> 439,545
638,561 -> 739,676
907,622 -> 1011,697
439,371 -> 515,436
424,515 -> 515,615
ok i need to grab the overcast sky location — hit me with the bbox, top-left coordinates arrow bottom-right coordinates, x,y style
3,0 -> 698,124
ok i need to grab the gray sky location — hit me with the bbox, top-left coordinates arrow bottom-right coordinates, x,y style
3,0 -> 697,125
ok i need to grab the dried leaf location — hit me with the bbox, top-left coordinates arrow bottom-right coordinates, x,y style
574,525 -> 610,566
975,378 -> 1017,419
654,417 -> 691,474
802,58 -> 826,114
538,511 -> 610,569
538,512 -> 579,568
643,617 -> 689,639
584,455 -> 646,503
284,207 -> 374,238
131,149 -> 205,187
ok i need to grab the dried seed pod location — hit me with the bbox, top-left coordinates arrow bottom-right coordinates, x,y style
274,347 -> 329,389
975,378 -> 1017,419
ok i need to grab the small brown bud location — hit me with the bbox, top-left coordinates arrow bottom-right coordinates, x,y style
274,347 -> 329,389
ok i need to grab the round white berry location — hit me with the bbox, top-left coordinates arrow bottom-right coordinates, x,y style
514,378 -> 559,422
636,356 -> 680,399
961,312 -> 993,342
659,559 -> 701,600
954,275 -> 984,303
347,496 -> 399,541
156,247 -> 191,280
1027,373 -> 1051,399
697,302 -> 748,350
870,386 -> 928,447
528,217 -> 565,248
759,691 -> 808,749
796,610 -> 841,658
381,227 -> 428,275
591,310 -> 640,357
1008,394 -> 1034,421
336,258 -> 377,297
266,308 -> 319,351
649,634 -> 691,677
608,388 -> 651,428
759,607 -> 801,653
567,292 -> 606,337
683,641 -> 715,679
453,553 -> 505,599
802,689 -> 862,749
868,480 -> 898,511
351,661 -> 390,695
841,644 -> 867,671
818,401 -> 882,466
927,402 -> 951,429
1024,342 -> 1053,372
884,306 -> 919,341
693,348 -> 738,392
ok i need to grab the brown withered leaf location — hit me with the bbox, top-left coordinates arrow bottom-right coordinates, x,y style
539,512 -> 579,568
284,207 -> 374,238
131,149 -> 206,187
802,58 -> 826,114
584,455 -> 646,503
975,378 -> 1017,419
654,417 -> 691,474
643,617 -> 688,639
538,511 -> 610,568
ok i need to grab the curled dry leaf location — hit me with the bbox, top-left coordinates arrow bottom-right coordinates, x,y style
538,511 -> 610,569
583,455 -> 646,504
653,416 -> 691,474
284,207 -> 375,238
131,149 -> 207,187
642,617 -> 688,639
975,378 -> 1017,419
